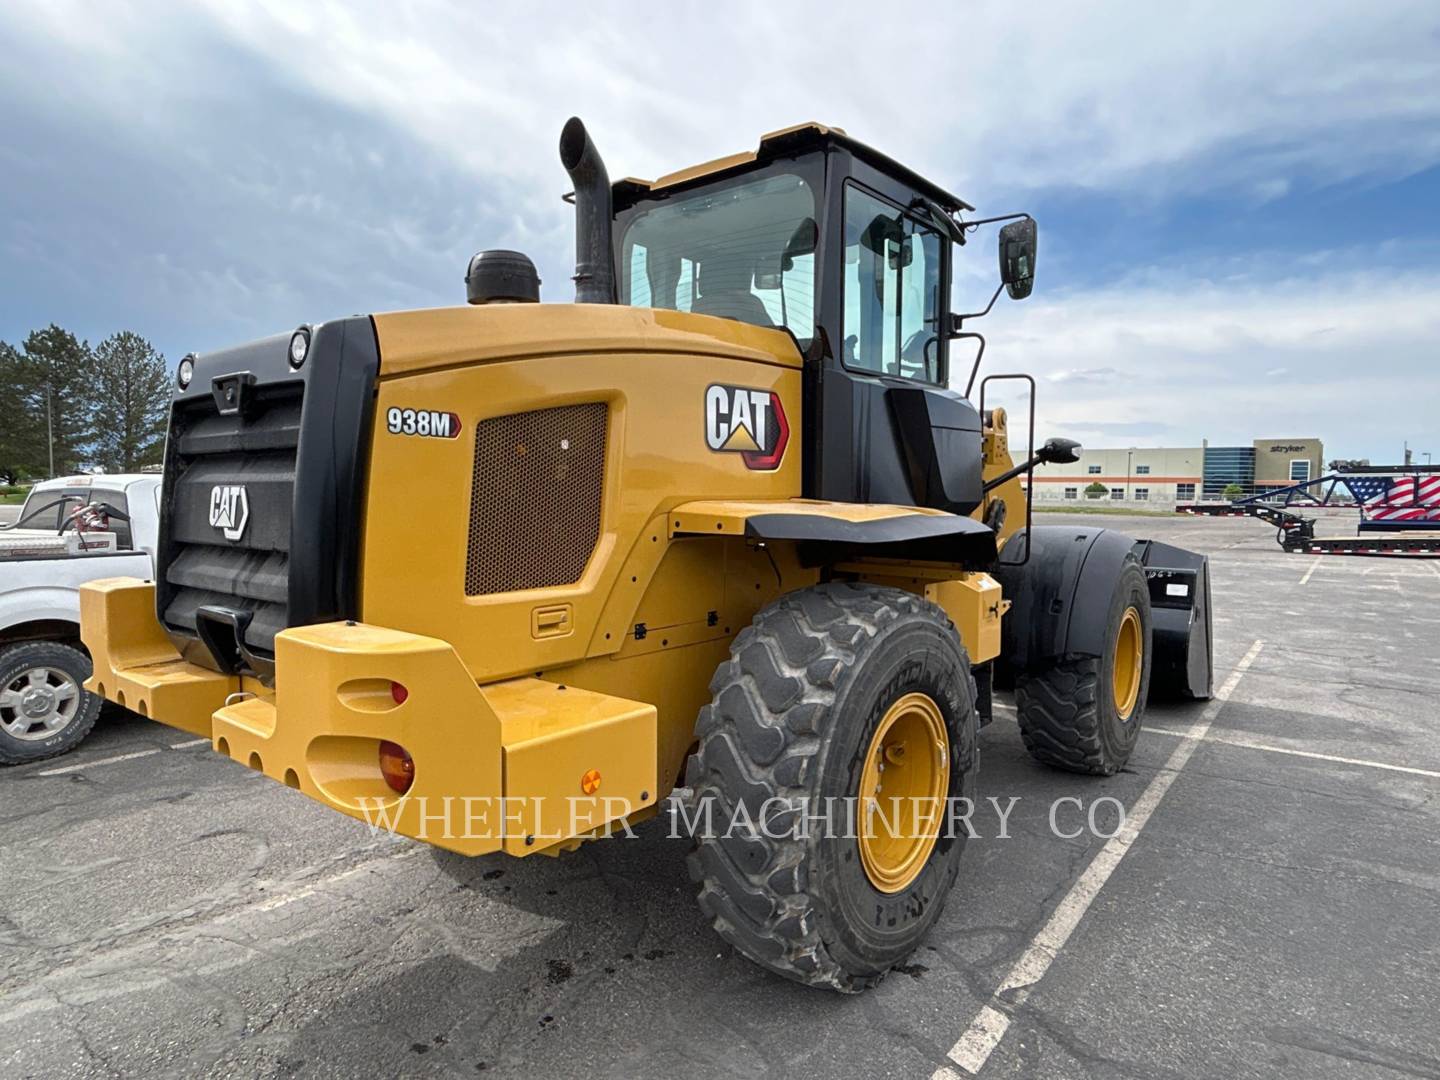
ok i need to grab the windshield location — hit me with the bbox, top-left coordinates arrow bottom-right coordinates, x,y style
617,170 -> 817,344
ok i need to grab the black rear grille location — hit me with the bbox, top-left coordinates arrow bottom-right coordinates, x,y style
155,319 -> 379,672
160,385 -> 300,656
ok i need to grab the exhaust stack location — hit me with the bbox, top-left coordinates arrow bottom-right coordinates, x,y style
559,117 -> 616,304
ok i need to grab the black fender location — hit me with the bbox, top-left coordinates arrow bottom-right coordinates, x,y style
669,501 -> 997,568
744,511 -> 995,566
994,526 -> 1214,700
993,526 -> 1139,675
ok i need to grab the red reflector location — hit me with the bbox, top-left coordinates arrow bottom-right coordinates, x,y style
390,681 -> 409,705
378,740 -> 414,794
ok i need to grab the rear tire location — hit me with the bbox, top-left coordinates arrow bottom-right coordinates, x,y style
0,641 -> 102,765
1015,558 -> 1151,775
683,582 -> 978,992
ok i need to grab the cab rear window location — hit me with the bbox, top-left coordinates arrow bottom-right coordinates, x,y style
14,489 -> 89,531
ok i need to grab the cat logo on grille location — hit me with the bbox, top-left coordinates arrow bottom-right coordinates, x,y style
704,384 -> 789,470
208,484 -> 249,542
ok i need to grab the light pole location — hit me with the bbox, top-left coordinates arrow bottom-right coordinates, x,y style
1126,448 -> 1133,501
44,381 -> 55,479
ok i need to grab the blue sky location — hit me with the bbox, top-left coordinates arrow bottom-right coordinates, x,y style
2,1 -> 1437,462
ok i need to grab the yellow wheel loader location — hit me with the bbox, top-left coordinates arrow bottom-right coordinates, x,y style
80,118 -> 1212,991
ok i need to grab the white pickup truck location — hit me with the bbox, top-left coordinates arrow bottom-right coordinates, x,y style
0,474 -> 161,763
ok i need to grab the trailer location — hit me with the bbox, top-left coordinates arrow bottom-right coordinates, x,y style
1177,466 -> 1440,557
1290,533 -> 1440,557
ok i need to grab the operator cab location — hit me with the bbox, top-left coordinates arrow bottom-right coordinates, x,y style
609,123 -> 1035,516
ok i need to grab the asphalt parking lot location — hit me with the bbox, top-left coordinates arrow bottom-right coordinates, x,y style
4,512 -> 1439,1079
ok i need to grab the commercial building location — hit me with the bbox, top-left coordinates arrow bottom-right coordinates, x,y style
1201,445 -> 1256,499
1030,437 -> 1325,507
1031,446 -> 1204,506
1252,437 -> 1325,490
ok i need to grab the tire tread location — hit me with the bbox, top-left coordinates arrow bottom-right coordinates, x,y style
1014,657 -> 1108,773
684,582 -> 970,992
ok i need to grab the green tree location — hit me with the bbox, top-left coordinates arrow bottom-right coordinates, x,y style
0,341 -> 33,484
1084,481 -> 1108,498
1222,482 -> 1245,499
16,325 -> 95,477
90,332 -> 170,472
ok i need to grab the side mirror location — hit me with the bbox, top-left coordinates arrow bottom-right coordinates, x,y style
998,218 -> 1037,300
1037,436 -> 1081,464
781,218 -> 818,270
861,214 -> 905,258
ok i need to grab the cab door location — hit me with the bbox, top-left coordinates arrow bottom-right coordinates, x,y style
813,168 -> 983,514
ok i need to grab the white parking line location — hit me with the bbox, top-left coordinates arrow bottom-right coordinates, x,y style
36,749 -> 162,776
1143,726 -> 1440,779
0,844 -> 425,1025
1298,555 -> 1322,585
29,738 -> 211,776
932,639 -> 1265,1079
249,848 -> 423,913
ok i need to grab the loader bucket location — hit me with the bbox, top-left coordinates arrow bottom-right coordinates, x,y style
1132,539 -> 1214,700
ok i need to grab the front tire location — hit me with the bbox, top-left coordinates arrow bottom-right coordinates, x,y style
683,582 -> 979,992
0,641 -> 102,765
1014,558 -> 1151,775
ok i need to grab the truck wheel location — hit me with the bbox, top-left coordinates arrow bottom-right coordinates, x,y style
683,582 -> 978,992
1014,558 -> 1151,775
0,641 -> 102,765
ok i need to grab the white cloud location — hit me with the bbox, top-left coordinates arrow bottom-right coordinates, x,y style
218,3 -> 1440,203
985,269 -> 1440,461
1047,367 -> 1120,384
8,0 -> 1440,207
2,1 -> 1438,461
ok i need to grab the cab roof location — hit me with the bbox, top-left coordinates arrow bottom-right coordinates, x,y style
613,122 -> 975,214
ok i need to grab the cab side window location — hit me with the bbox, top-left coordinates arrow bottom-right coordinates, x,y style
842,185 -> 943,382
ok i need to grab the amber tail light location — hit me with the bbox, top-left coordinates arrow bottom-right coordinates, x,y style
378,740 -> 415,794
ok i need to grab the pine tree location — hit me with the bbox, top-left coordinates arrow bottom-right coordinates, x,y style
90,332 -> 171,473
0,341 -> 34,483
18,325 -> 94,477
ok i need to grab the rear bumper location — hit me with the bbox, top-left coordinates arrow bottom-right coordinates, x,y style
80,578 -> 657,855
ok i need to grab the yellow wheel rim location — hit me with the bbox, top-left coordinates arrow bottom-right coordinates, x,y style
1112,607 -> 1143,720
857,692 -> 950,894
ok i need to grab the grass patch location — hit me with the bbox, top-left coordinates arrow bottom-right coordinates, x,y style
0,489 -> 30,505
1034,505 -> 1178,518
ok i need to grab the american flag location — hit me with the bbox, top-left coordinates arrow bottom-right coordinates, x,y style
1346,474 -> 1440,522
